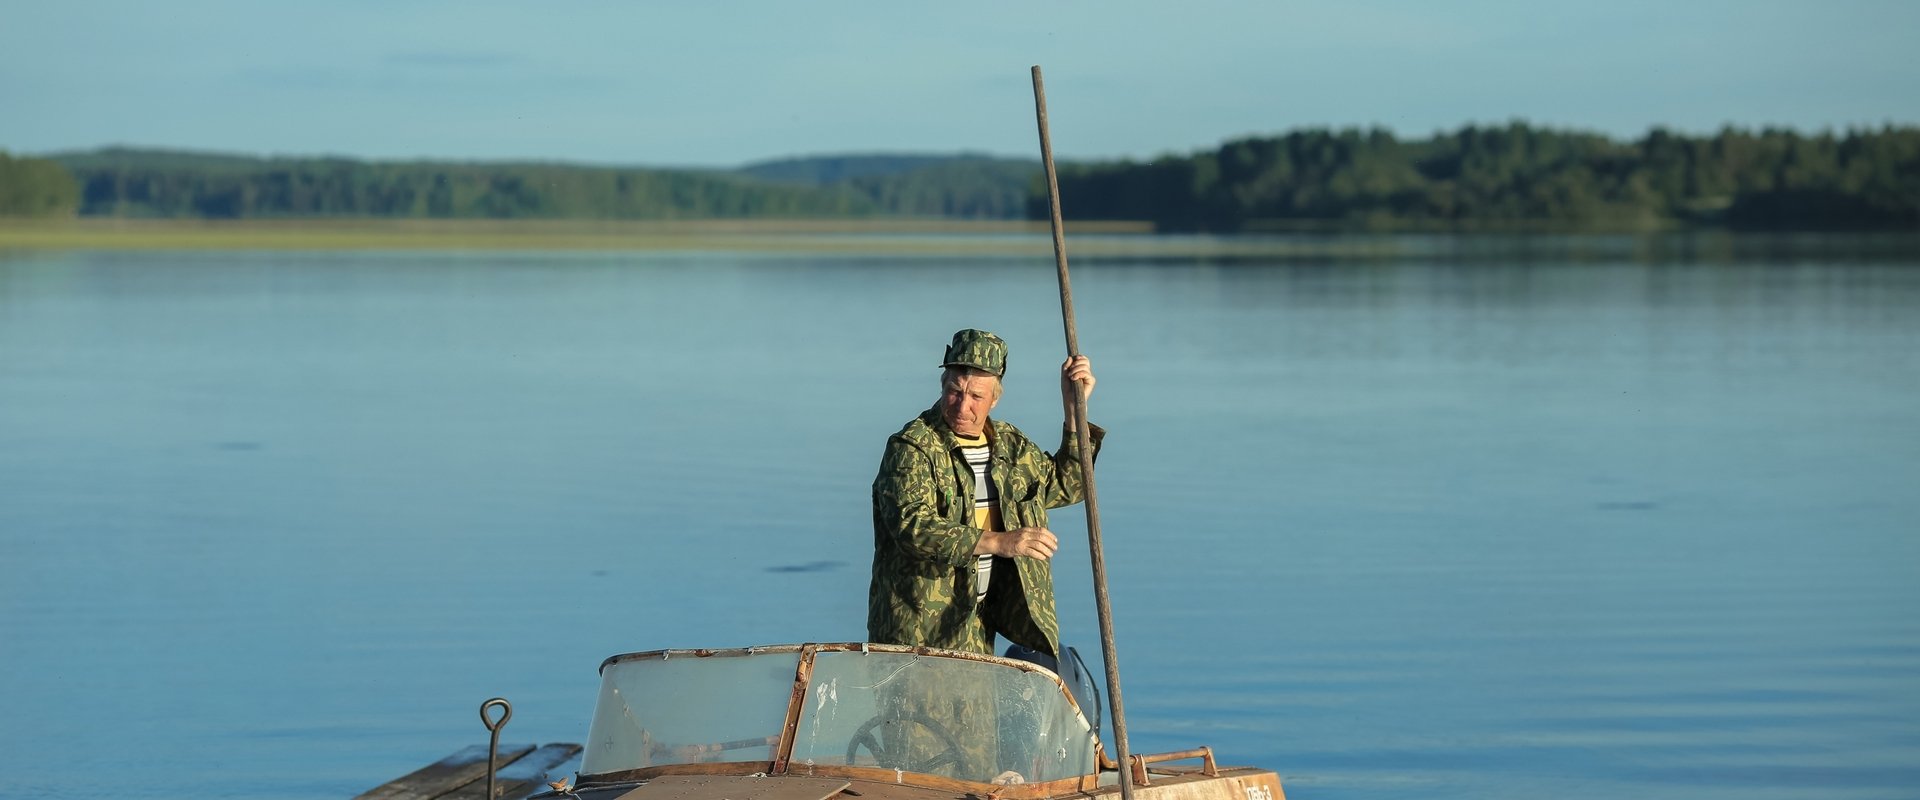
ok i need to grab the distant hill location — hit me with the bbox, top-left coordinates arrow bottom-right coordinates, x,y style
741,154 -> 1041,218
849,158 -> 1041,219
740,153 -> 1029,184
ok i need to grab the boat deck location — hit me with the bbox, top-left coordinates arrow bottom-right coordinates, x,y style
356,742 -> 582,800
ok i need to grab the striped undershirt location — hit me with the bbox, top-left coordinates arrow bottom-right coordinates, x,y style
954,432 -> 1001,601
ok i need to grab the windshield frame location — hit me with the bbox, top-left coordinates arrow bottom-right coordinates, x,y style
583,643 -> 1105,797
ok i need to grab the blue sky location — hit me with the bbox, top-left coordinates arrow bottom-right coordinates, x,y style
3,0 -> 1915,167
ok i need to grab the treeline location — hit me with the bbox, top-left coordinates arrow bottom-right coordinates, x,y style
30,149 -> 1035,221
0,151 -> 80,216
844,158 -> 1037,218
1048,123 -> 1920,231
8,123 -> 1918,229
741,154 -> 1039,218
47,150 -> 877,219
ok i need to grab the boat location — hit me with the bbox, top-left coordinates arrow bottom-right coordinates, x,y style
362,642 -> 1285,800
565,642 -> 1279,800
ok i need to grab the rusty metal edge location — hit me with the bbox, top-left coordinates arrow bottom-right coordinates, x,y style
599,643 -> 1060,676
575,760 -> 1277,798
770,644 -> 817,774
576,761 -> 779,788
1129,746 -> 1216,787
577,758 -> 1101,798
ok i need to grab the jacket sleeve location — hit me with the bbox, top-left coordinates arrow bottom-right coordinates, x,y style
874,436 -> 983,567
1040,422 -> 1105,509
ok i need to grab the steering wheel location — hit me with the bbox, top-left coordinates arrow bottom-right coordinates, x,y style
845,712 -> 966,775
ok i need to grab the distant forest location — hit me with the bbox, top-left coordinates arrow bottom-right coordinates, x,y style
1051,123 -> 1920,231
0,151 -> 81,217
2,123 -> 1916,230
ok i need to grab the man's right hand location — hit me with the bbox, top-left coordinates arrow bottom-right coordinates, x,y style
978,527 -> 1059,560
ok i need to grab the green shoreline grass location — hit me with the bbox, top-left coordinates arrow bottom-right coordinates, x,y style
0,217 -> 1441,259
0,218 -> 1153,254
13,217 -> 1901,262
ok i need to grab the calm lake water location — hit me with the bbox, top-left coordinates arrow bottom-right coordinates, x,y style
2,234 -> 1917,800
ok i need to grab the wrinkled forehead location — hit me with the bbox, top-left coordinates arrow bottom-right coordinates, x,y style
941,367 -> 1002,394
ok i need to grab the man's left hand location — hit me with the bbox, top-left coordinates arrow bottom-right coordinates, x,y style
1060,355 -> 1095,419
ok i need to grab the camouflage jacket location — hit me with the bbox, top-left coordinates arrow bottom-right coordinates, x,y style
868,405 -> 1105,658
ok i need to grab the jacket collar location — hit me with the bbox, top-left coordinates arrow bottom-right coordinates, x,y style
921,403 -> 999,451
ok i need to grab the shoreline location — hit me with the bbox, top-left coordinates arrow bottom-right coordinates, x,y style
0,218 -> 1433,258
0,218 -> 1145,254
2,218 -> 1914,260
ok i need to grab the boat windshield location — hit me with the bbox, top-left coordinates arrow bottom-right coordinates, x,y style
581,644 -> 1100,787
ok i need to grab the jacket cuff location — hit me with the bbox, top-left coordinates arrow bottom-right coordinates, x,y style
1059,422 -> 1105,459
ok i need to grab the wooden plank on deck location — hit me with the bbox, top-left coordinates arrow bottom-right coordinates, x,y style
614,775 -> 852,800
357,743 -> 536,800
440,743 -> 584,800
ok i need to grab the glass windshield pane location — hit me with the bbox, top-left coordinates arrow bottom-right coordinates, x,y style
582,649 -> 803,776
792,651 -> 1098,785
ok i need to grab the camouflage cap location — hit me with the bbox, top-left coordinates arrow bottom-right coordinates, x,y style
941,329 -> 1008,377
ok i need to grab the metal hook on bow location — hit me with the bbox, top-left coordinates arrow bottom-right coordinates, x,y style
481,697 -> 513,799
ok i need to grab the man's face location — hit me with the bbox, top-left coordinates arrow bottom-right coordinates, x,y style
940,372 -> 1000,438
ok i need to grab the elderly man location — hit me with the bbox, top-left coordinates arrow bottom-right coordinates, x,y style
868,328 -> 1101,660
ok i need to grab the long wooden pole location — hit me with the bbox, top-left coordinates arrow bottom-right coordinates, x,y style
1031,64 -> 1134,800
